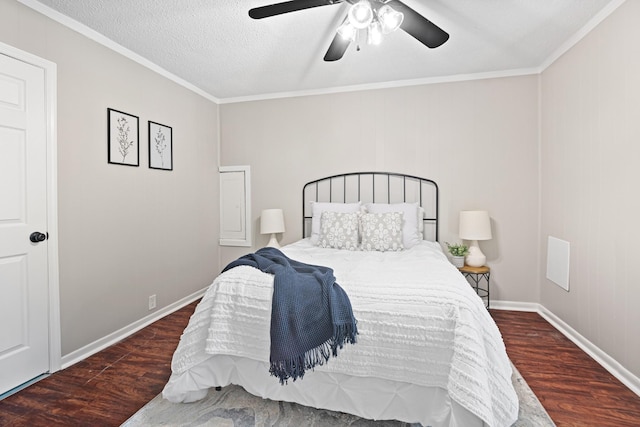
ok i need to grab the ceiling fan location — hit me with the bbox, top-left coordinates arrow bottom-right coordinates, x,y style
249,0 -> 449,62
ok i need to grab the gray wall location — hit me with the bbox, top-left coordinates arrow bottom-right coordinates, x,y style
0,1 -> 220,356
219,76 -> 541,304
4,0 -> 638,385
540,0 -> 640,378
218,1 -> 640,385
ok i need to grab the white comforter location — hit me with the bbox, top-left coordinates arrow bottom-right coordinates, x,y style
164,240 -> 518,426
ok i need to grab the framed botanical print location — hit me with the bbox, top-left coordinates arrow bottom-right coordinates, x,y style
148,121 -> 173,171
108,108 -> 139,166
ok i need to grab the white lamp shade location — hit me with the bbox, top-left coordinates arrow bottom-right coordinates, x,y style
260,209 -> 285,234
367,20 -> 383,45
378,4 -> 404,34
348,0 -> 373,29
337,21 -> 357,42
459,210 -> 491,267
459,210 -> 492,241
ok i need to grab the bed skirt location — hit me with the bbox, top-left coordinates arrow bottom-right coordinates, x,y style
162,354 -> 484,427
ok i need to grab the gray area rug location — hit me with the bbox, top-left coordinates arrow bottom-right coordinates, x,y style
122,364 -> 554,427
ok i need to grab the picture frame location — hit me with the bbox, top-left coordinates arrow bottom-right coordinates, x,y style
148,121 -> 173,171
108,108 -> 139,166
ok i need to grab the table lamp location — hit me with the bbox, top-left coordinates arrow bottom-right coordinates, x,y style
459,210 -> 492,267
260,209 -> 285,248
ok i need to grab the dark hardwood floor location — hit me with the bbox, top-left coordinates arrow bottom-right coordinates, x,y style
492,310 -> 640,426
0,301 -> 196,427
1,303 -> 639,426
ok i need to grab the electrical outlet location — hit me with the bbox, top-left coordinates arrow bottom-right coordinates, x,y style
148,294 -> 157,310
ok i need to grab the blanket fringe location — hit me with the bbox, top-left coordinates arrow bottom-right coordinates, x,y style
270,322 -> 358,384
332,322 -> 358,354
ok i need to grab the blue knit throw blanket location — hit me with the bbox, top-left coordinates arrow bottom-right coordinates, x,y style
222,247 -> 358,384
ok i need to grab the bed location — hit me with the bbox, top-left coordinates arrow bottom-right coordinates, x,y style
162,172 -> 518,427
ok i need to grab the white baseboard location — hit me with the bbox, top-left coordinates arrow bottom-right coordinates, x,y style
492,299 -> 640,398
538,306 -> 640,397
490,300 -> 541,312
60,287 -> 207,369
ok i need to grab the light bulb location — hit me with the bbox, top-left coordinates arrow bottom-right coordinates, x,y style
377,4 -> 403,34
368,20 -> 383,45
348,0 -> 373,29
337,21 -> 357,42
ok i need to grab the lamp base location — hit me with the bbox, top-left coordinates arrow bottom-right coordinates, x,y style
266,233 -> 280,248
465,240 -> 486,267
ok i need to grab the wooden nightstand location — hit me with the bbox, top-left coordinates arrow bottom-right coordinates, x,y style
458,265 -> 490,309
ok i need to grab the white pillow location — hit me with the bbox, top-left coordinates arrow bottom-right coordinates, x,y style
317,211 -> 359,250
364,202 -> 421,249
360,212 -> 404,252
310,201 -> 361,244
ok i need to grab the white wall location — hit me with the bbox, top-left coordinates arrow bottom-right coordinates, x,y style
540,0 -> 640,378
0,1 -> 220,356
220,76 -> 540,303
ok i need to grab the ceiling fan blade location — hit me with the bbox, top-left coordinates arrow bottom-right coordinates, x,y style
387,0 -> 449,48
324,33 -> 351,61
249,0 -> 340,19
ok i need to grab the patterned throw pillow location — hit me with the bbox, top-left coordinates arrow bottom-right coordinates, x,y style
360,212 -> 404,251
317,211 -> 359,250
364,202 -> 421,249
310,201 -> 361,245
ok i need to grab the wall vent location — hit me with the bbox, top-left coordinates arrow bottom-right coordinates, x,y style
546,236 -> 570,291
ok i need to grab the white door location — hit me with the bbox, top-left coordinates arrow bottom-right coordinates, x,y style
0,53 -> 50,394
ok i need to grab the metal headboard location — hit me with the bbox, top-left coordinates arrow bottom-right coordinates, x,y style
302,172 -> 439,241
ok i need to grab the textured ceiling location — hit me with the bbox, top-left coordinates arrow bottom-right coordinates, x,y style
22,0 -> 621,102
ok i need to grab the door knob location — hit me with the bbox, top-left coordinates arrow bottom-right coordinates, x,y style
30,232 -> 48,243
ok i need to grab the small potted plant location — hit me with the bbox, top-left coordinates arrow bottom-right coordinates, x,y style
446,242 -> 469,268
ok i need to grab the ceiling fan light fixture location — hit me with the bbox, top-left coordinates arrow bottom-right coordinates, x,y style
377,4 -> 404,34
348,0 -> 374,29
367,20 -> 383,45
337,21 -> 357,42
